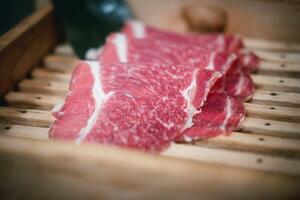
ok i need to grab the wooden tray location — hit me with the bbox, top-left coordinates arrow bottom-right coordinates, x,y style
0,4 -> 300,200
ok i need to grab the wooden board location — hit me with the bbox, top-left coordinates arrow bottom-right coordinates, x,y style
0,3 -> 62,98
0,3 -> 300,199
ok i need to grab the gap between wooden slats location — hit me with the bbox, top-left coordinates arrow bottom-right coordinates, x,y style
0,123 -> 300,176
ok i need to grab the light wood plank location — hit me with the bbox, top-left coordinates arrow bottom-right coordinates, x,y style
1,136 -> 299,199
198,132 -> 300,159
165,144 -> 300,176
259,61 -> 300,78
0,123 -> 48,140
242,118 -> 300,139
252,75 -> 300,93
244,38 -> 300,52
252,90 -> 300,108
19,79 -> 68,95
1,104 -> 300,140
244,103 -> 300,122
255,50 -> 300,63
2,122 -> 299,160
0,107 -> 53,127
43,55 -> 78,72
32,68 -> 71,82
5,91 -> 64,110
54,43 -> 74,56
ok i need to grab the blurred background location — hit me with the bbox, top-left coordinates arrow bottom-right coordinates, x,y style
2,0 -> 300,57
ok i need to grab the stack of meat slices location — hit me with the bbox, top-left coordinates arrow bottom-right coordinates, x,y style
49,21 -> 259,152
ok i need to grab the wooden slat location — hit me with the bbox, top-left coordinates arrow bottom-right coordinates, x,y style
1,136 -> 299,200
19,79 -> 68,95
32,68 -> 71,82
0,123 -> 48,140
164,144 -> 300,176
2,121 -> 299,160
255,50 -> 300,63
0,107 -> 53,127
244,38 -> 300,52
259,61 -> 300,78
252,90 -> 300,108
197,132 -> 300,159
252,75 -> 300,93
242,118 -> 300,139
54,43 -> 74,56
0,4 -> 62,97
244,103 -> 300,122
1,103 -> 300,140
5,91 -> 64,110
43,55 -> 78,72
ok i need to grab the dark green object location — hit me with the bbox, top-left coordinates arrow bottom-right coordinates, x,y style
52,0 -> 132,58
0,0 -> 34,36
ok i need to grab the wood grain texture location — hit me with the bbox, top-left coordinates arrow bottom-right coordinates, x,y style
0,3 -> 62,98
0,136 -> 299,200
1,122 -> 300,160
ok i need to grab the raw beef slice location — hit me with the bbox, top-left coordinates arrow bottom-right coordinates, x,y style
121,20 -> 260,71
99,33 -> 254,101
122,20 -> 243,52
97,33 -> 247,141
50,61 -> 222,152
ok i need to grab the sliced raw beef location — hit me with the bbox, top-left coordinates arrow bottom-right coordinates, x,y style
99,33 -> 255,101
237,50 -> 260,73
121,20 -> 260,71
97,33 -> 247,141
179,91 -> 245,141
122,20 -> 243,52
50,61 -> 221,152
100,33 -> 237,73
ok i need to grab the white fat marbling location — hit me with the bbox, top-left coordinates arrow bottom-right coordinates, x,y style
51,102 -> 64,115
75,61 -> 114,144
206,52 -> 216,70
220,97 -> 233,130
131,20 -> 145,38
224,53 -> 238,73
85,47 -> 103,60
113,33 -> 127,63
234,73 -> 245,96
181,70 -> 200,131
200,72 -> 222,107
